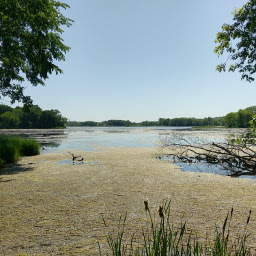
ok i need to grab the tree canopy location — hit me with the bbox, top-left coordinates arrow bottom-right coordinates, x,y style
0,104 -> 67,128
0,0 -> 73,107
67,116 -> 225,127
215,0 -> 256,82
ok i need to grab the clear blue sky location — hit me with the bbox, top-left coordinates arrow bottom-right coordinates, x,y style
4,0 -> 255,122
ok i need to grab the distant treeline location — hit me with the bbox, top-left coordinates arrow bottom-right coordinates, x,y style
67,106 -> 256,128
67,117 -> 225,127
1,104 -> 255,129
224,106 -> 256,128
0,104 -> 67,129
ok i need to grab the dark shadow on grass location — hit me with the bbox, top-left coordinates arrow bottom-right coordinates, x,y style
0,163 -> 34,176
0,177 -> 14,182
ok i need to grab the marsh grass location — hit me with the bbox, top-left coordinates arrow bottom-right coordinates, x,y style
19,138 -> 40,156
100,200 -> 252,255
0,135 -> 40,167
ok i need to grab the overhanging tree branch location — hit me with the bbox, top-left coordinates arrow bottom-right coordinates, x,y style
215,0 -> 256,82
0,0 -> 73,107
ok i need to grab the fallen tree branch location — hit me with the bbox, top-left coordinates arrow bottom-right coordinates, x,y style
160,132 -> 256,177
68,152 -> 84,162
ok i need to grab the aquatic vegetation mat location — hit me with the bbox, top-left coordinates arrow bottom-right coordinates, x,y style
1,147 -> 256,255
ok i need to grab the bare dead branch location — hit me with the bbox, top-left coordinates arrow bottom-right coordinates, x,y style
160,132 -> 256,177
68,151 -> 84,161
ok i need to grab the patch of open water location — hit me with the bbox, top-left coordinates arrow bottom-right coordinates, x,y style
40,126 -> 198,152
58,159 -> 101,165
174,161 -> 256,180
38,126 -> 240,152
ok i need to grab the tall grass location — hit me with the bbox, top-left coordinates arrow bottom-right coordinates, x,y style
19,138 -> 40,156
100,200 -> 252,256
0,135 -> 40,167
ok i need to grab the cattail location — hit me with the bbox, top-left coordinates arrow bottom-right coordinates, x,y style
222,213 -> 229,237
247,210 -> 252,225
158,206 -> 164,218
225,208 -> 233,242
144,199 -> 149,212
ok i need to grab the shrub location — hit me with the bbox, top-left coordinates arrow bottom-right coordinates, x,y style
0,135 -> 21,164
0,159 -> 4,168
20,139 -> 40,156
0,135 -> 40,167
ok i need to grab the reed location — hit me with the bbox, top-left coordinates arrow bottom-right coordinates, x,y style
100,200 -> 252,256
19,138 -> 40,156
0,135 -> 40,167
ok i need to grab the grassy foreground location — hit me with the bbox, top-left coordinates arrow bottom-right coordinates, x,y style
100,200 -> 251,256
0,135 -> 40,167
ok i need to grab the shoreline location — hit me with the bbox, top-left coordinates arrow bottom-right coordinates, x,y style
1,147 -> 256,255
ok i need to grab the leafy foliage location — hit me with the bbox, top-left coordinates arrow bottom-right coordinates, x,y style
223,107 -> 256,128
229,116 -> 256,147
0,111 -> 20,128
158,117 -> 224,127
0,104 -> 67,128
215,0 -> 256,81
67,117 -> 225,127
0,0 -> 73,106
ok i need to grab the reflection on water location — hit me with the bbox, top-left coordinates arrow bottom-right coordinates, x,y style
103,130 -> 130,133
162,155 -> 256,180
176,162 -> 256,179
58,159 -> 101,165
43,127 -> 171,152
41,141 -> 62,148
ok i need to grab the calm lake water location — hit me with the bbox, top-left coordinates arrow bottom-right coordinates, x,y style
38,126 -> 236,153
36,126 -> 186,152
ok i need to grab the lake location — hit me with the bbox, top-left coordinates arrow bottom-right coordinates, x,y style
1,126 -> 251,178
33,126 -> 238,153
0,125 -> 242,152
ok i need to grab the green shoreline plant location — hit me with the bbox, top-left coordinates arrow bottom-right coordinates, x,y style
99,200 -> 252,256
0,135 -> 40,167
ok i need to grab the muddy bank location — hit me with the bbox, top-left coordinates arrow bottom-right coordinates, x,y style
1,147 -> 256,255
